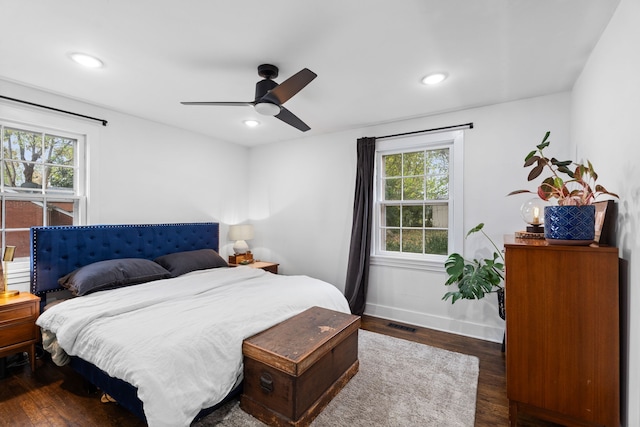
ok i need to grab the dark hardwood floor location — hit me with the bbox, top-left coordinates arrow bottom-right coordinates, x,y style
0,315 -> 560,426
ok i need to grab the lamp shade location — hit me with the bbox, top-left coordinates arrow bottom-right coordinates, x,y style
520,198 -> 547,233
520,198 -> 546,225
228,224 -> 254,241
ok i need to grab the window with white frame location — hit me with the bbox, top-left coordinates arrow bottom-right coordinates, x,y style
372,130 -> 463,270
1,121 -> 85,260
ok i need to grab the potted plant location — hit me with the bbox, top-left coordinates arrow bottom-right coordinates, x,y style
442,223 -> 505,319
508,131 -> 618,244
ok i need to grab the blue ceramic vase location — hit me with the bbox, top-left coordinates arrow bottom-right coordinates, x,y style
544,205 -> 595,245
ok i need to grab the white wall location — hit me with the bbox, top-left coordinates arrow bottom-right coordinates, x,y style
0,79 -> 251,292
572,0 -> 639,424
249,91 -> 571,342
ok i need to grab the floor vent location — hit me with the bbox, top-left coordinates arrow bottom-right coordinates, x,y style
387,322 -> 416,333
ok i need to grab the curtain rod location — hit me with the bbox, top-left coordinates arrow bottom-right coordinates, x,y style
376,122 -> 473,140
0,95 -> 108,126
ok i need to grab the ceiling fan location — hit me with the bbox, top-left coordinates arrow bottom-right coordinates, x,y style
181,64 -> 317,132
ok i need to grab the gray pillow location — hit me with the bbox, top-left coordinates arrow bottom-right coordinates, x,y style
58,258 -> 172,296
154,249 -> 228,277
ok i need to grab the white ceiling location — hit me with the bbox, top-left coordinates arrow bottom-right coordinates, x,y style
0,0 -> 620,146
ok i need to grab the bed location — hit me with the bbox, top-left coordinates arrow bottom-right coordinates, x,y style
31,222 -> 351,427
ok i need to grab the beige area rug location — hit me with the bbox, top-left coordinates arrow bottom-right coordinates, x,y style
194,330 -> 479,427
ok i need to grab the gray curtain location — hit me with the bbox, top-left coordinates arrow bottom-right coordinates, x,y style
344,137 -> 376,315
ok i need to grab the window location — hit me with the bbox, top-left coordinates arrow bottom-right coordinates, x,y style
1,122 -> 85,260
372,130 -> 464,270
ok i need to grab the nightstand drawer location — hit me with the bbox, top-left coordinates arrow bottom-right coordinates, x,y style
0,305 -> 36,324
0,320 -> 37,347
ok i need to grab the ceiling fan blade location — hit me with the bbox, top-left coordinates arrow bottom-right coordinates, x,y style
262,68 -> 317,105
180,101 -> 254,106
275,107 -> 311,132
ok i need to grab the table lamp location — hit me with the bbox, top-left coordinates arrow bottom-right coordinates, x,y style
521,198 -> 546,233
229,224 -> 254,254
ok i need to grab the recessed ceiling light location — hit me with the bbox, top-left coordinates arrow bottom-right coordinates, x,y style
421,73 -> 448,85
69,52 -> 104,68
243,120 -> 260,128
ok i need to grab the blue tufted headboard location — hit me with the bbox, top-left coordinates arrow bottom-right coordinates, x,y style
31,222 -> 219,298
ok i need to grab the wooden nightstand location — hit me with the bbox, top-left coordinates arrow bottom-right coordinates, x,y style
229,261 -> 279,274
0,293 -> 40,372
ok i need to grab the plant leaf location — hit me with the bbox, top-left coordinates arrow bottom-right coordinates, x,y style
541,131 -> 550,144
551,158 -> 572,167
524,155 -> 540,167
595,185 -> 619,199
527,163 -> 544,181
506,189 -> 533,196
466,223 -> 484,238
537,132 -> 550,150
557,165 -> 573,175
524,150 -> 537,162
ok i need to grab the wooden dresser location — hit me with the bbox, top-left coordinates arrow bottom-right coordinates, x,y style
0,293 -> 41,372
504,238 -> 619,427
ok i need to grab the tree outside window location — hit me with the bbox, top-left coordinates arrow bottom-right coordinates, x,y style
1,125 -> 81,258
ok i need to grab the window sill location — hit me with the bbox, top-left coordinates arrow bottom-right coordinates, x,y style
370,254 -> 446,272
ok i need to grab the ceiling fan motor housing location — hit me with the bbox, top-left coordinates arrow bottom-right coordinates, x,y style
255,78 -> 278,102
254,68 -> 281,116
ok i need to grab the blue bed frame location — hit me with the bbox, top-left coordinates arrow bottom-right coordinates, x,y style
30,222 -> 239,422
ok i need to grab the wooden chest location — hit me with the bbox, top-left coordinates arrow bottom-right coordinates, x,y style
241,306 -> 360,427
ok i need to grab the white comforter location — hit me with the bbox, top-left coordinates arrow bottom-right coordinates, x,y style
36,266 -> 351,427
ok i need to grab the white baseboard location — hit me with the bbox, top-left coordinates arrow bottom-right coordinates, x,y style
364,303 -> 504,344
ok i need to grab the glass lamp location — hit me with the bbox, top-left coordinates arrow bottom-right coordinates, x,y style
228,224 -> 254,254
520,198 -> 546,233
0,246 -> 18,298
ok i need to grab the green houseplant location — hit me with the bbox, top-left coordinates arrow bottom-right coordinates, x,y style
442,223 -> 505,310
508,131 -> 618,206
508,131 -> 618,243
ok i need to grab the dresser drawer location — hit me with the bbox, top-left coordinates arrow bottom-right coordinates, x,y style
0,320 -> 37,347
0,304 -> 36,324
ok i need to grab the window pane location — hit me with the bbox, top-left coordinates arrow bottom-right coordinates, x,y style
384,178 -> 401,200
402,205 -> 423,227
4,161 -> 43,190
45,134 -> 75,166
426,175 -> 448,200
425,149 -> 449,174
6,200 -> 43,228
425,205 -> 449,228
385,205 -> 400,227
45,166 -> 74,191
383,154 -> 401,177
403,151 -> 424,176
5,230 -> 30,258
403,176 -> 424,200
48,200 -> 76,226
425,229 -> 448,255
402,229 -> 423,253
385,229 -> 400,251
3,128 -> 42,162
